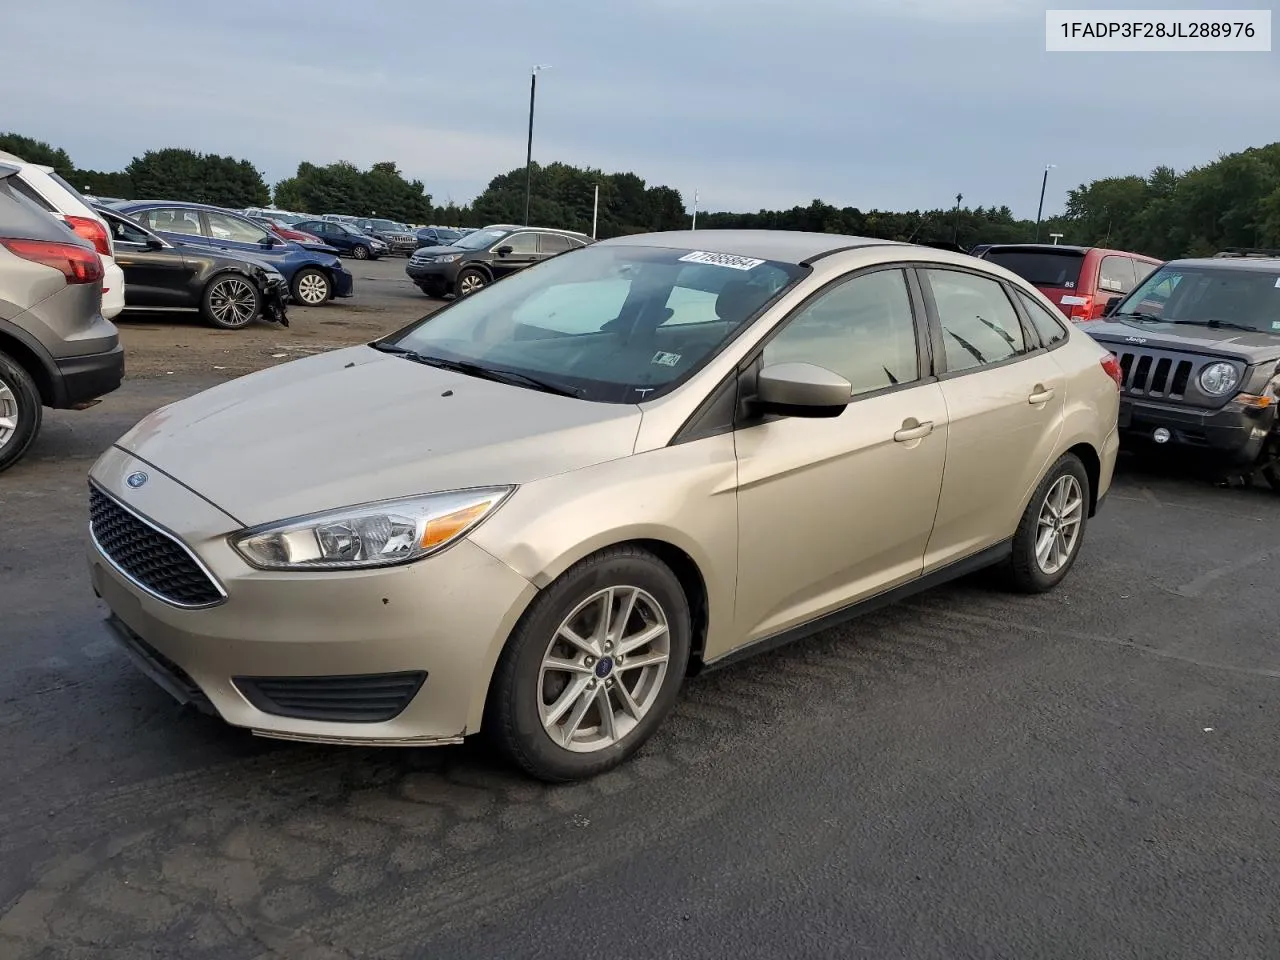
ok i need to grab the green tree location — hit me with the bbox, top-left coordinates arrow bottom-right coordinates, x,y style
125,148 -> 268,208
0,132 -> 74,176
273,160 -> 430,221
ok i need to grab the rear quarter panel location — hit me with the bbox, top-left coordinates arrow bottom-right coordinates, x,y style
1051,329 -> 1120,505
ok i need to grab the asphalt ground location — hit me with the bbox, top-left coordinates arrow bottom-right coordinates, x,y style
1,263 -> 1278,958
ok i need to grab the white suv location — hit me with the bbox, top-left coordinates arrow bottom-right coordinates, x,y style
0,151 -> 125,320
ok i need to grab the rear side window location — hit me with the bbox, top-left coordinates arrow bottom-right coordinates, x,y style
1015,289 -> 1068,347
983,249 -> 1085,290
1099,255 -> 1137,294
539,233 -> 573,254
7,177 -> 55,212
924,269 -> 1027,372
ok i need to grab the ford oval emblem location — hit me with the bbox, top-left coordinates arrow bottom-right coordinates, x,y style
126,472 -> 149,489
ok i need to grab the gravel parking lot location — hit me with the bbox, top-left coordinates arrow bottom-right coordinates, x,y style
2,265 -> 1279,959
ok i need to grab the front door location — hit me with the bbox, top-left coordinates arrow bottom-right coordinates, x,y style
105,216 -> 193,306
491,231 -> 539,279
733,266 -> 949,645
917,267 -> 1066,572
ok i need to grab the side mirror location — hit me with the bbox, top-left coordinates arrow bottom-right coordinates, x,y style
754,362 -> 851,418
145,238 -> 164,250
1103,295 -> 1124,317
496,245 -> 513,257
261,235 -> 281,247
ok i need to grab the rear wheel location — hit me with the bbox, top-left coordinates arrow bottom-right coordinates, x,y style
1005,453 -> 1090,593
292,268 -> 331,306
486,546 -> 691,781
201,274 -> 261,329
0,351 -> 42,474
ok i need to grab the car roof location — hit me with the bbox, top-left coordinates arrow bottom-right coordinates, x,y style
481,224 -> 592,239
597,229 -> 898,265
113,199 -> 245,214
1170,256 -> 1280,272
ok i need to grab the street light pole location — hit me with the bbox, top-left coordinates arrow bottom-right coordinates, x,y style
952,192 -> 963,243
691,189 -> 698,231
523,65 -> 550,227
1035,163 -> 1055,242
592,183 -> 599,239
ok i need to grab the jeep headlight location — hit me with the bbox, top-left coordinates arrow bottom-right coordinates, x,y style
230,487 -> 513,570
1199,362 -> 1238,397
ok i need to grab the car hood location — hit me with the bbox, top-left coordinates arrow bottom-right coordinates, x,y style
412,244 -> 465,257
1079,319 -> 1280,363
114,345 -> 642,527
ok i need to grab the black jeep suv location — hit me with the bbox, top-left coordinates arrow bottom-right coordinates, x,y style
1080,249 -> 1280,487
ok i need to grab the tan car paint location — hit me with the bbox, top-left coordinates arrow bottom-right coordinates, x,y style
88,238 -> 1118,748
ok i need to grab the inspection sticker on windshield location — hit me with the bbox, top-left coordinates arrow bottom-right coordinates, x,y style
651,351 -> 682,367
678,250 -> 765,270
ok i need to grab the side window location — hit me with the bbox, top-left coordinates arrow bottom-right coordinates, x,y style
763,269 -> 919,397
1132,259 -> 1159,285
8,177 -> 55,212
205,211 -> 269,243
538,233 -> 572,255
150,208 -> 202,235
1016,289 -> 1067,347
1098,255 -> 1137,294
924,268 -> 1026,373
108,216 -> 152,246
499,232 -> 538,255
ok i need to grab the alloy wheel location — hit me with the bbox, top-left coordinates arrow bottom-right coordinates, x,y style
296,272 -> 329,305
459,273 -> 484,296
1035,474 -> 1084,575
208,278 -> 258,327
0,378 -> 17,451
538,585 -> 671,753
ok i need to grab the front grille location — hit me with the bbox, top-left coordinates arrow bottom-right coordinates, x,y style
233,672 -> 427,723
1108,345 -> 1240,407
89,486 -> 223,607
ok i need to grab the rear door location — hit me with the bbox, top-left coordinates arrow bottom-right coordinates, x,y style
918,266 -> 1066,571
104,214 -> 194,306
537,232 -> 574,260
201,210 -> 278,257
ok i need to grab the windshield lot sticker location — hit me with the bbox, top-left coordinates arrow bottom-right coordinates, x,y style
1272,321 -> 1280,330
1274,277 -> 1280,287
651,351 -> 682,367
677,251 -> 765,270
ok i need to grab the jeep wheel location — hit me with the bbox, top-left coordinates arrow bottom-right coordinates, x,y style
0,350 -> 42,474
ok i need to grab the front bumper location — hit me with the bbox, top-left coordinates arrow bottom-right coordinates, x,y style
331,265 -> 355,299
87,448 -> 538,745
53,342 -> 124,408
1119,395 -> 1276,464
405,260 -> 460,288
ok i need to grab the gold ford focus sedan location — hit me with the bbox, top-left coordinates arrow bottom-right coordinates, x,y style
87,231 -> 1121,780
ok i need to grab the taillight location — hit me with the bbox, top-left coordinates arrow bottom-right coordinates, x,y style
64,215 -> 112,257
1,238 -> 104,284
1067,295 -> 1095,321
1100,353 -> 1123,389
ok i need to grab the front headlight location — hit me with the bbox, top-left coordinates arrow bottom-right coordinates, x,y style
434,254 -> 460,263
229,487 -> 513,570
1199,362 -> 1239,397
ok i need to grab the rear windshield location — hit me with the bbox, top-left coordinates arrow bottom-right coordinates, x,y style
984,249 -> 1085,289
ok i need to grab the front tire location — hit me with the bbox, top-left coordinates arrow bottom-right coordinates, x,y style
0,351 -> 42,474
456,268 -> 487,297
201,274 -> 261,329
352,244 -> 370,260
1005,453 -> 1090,593
291,268 -> 331,306
486,546 -> 691,782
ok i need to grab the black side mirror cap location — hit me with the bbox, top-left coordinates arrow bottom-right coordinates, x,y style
496,245 -> 513,256
1103,295 -> 1124,316
145,238 -> 163,250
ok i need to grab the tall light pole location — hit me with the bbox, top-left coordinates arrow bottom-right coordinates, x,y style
591,182 -> 599,239
691,189 -> 699,231
952,192 -> 963,243
1035,163 -> 1055,242
523,64 -> 551,227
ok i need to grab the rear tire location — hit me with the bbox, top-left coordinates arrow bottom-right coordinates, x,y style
486,546 -> 691,782
0,351 -> 42,474
1005,453 -> 1091,593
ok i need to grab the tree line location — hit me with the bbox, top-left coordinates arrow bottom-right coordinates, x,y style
3,131 -> 1278,258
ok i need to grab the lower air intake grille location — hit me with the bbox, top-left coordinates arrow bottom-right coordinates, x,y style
89,485 -> 223,607
234,672 -> 427,723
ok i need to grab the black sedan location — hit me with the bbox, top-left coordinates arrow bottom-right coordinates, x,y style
97,207 -> 289,330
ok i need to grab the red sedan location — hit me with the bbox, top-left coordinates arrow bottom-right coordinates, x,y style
251,217 -> 322,245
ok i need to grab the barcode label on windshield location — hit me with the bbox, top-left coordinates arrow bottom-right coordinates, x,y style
678,251 -> 765,270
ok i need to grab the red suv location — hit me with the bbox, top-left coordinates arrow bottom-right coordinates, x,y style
972,244 -> 1162,321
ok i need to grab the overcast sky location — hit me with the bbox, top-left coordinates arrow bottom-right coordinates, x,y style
3,0 -> 1276,217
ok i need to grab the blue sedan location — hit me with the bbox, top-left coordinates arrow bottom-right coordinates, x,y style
111,201 -> 355,305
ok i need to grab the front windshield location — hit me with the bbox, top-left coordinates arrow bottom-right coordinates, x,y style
1117,264 -> 1280,332
386,244 -> 805,403
453,228 -> 508,250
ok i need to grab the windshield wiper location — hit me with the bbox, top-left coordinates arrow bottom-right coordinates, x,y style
407,354 -> 581,397
1112,311 -> 1164,323
1168,319 -> 1260,333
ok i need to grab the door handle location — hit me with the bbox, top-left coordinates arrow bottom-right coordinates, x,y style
893,419 -> 934,442
1028,385 -> 1055,404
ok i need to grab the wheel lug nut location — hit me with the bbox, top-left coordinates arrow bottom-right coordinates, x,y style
604,641 -> 613,651
585,656 -> 596,666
